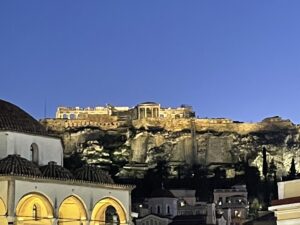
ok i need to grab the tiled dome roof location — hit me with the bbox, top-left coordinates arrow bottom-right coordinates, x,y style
150,189 -> 175,198
0,99 -> 47,135
75,165 -> 114,183
0,154 -> 42,176
40,161 -> 74,179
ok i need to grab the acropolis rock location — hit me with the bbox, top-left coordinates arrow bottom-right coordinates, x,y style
41,103 -> 300,178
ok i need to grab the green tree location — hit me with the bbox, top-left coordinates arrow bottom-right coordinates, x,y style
156,160 -> 169,182
193,165 -> 210,201
262,147 -> 270,208
64,151 -> 85,172
289,158 -> 297,180
245,164 -> 261,198
250,198 -> 260,218
269,159 -> 278,200
262,147 -> 268,181
269,159 -> 277,179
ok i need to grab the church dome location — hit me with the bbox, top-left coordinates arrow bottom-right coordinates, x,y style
74,165 -> 114,184
40,161 -> 74,179
0,154 -> 42,176
0,99 -> 47,135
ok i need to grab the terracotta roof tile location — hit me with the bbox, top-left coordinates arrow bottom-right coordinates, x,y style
0,99 -> 47,135
75,165 -> 114,183
0,154 -> 42,176
272,196 -> 300,206
40,161 -> 74,179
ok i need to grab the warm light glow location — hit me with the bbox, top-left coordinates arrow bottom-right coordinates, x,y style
0,198 -> 6,215
234,210 -> 241,218
58,195 -> 87,225
0,198 -> 8,225
16,193 -> 53,225
90,197 -> 127,225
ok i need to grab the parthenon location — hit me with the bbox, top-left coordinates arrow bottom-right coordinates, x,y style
55,102 -> 195,121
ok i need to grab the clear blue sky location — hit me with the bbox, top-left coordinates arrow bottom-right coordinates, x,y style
1,1 -> 300,123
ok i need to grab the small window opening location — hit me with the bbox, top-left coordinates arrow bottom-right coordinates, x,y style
30,143 -> 39,164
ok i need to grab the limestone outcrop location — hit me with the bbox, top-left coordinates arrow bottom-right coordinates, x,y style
41,116 -> 300,178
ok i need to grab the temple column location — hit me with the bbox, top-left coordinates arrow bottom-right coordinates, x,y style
138,108 -> 140,119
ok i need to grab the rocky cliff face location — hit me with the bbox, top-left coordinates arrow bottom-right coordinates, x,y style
42,116 -> 300,178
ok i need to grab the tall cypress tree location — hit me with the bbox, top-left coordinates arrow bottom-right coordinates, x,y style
262,147 -> 268,181
269,159 -> 277,178
269,159 -> 278,200
289,158 -> 297,180
262,147 -> 269,207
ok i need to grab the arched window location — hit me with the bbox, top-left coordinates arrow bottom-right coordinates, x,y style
90,197 -> 127,225
105,206 -> 119,224
70,114 -> 76,119
32,204 -> 40,220
16,193 -> 53,225
30,143 -> 39,164
59,195 -> 87,225
157,205 -> 161,214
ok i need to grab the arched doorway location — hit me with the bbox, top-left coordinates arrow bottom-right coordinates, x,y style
58,195 -> 87,225
91,197 -> 127,225
16,193 -> 53,225
0,198 -> 8,225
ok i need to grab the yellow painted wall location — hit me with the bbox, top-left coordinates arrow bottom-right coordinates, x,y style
283,180 -> 300,199
16,193 -> 53,225
58,196 -> 87,225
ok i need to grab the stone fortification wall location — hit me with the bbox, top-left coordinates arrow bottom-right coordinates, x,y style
132,118 -> 261,134
159,107 -> 194,119
132,116 -> 295,135
56,106 -> 111,119
48,111 -> 296,135
42,118 -> 125,131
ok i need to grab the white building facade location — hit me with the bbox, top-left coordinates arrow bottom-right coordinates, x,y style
269,179 -> 300,225
213,185 -> 248,225
0,99 -> 134,225
135,188 -> 230,225
0,131 -> 63,166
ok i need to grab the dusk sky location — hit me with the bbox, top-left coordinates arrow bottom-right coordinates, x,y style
1,1 -> 300,123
